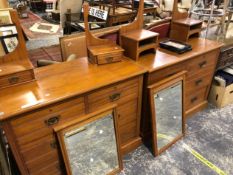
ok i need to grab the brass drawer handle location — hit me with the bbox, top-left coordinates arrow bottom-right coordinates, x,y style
105,57 -> 114,63
191,97 -> 198,103
45,115 -> 60,126
50,140 -> 57,149
199,61 -> 207,68
109,93 -> 121,102
8,76 -> 20,84
195,79 -> 203,86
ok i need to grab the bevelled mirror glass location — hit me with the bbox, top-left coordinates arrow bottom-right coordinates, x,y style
149,72 -> 185,156
55,106 -> 122,175
0,10 -> 18,57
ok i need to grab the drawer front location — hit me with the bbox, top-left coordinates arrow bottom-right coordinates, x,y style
187,51 -> 218,78
185,86 -> 208,111
186,73 -> 213,93
148,62 -> 187,85
97,52 -> 122,65
11,97 -> 85,145
0,70 -> 34,88
88,77 -> 139,112
19,135 -> 62,175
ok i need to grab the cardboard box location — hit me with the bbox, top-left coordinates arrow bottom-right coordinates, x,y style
209,83 -> 233,108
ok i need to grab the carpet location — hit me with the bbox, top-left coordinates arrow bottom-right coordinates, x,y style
20,11 -> 62,40
119,103 -> 233,175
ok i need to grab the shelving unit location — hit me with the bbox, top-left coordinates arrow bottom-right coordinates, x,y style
121,29 -> 158,61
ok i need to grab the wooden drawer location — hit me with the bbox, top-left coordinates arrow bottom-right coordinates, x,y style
0,70 -> 34,89
186,73 -> 213,93
187,51 -> 218,78
148,62 -> 187,85
97,52 -> 122,64
88,77 -> 139,112
10,97 -> 85,144
185,86 -> 208,111
32,161 -> 62,175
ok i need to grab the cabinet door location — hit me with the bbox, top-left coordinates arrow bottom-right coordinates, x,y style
148,71 -> 186,156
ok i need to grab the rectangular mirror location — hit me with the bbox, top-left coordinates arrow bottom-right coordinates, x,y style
54,105 -> 122,175
148,71 -> 186,156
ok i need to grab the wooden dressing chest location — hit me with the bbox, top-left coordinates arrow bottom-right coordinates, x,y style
0,57 -> 146,175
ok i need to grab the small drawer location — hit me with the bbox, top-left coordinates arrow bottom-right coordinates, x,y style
97,52 -> 123,65
187,50 -> 218,78
185,86 -> 208,111
10,97 -> 85,144
0,70 -> 34,88
186,73 -> 213,93
87,77 -> 139,112
148,63 -> 187,85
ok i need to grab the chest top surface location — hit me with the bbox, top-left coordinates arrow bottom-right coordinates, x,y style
0,57 -> 146,121
136,38 -> 223,73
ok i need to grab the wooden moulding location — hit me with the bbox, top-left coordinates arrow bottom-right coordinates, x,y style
169,0 -> 202,42
83,3 -> 124,65
119,0 -> 159,61
0,10 -> 35,89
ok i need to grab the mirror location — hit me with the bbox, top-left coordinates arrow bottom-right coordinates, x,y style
0,10 -> 18,57
149,72 -> 185,156
55,106 -> 122,175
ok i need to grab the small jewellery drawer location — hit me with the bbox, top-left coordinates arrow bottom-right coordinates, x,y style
0,70 -> 34,89
10,97 -> 85,144
186,73 -> 213,93
187,50 -> 218,78
87,77 -> 139,112
97,52 -> 123,65
185,86 -> 208,111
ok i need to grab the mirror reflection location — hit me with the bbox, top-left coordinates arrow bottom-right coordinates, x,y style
154,81 -> 183,150
63,113 -> 119,175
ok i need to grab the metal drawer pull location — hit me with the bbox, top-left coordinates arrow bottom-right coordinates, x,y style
8,76 -> 19,84
191,97 -> 198,103
45,116 -> 60,126
109,93 -> 121,102
106,57 -> 114,63
50,141 -> 57,149
195,79 -> 203,86
199,61 -> 207,68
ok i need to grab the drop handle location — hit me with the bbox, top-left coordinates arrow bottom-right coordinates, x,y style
106,57 -> 114,63
50,140 -> 57,149
199,61 -> 207,68
8,76 -> 20,84
45,115 -> 60,126
195,79 -> 203,86
109,93 -> 121,102
191,97 -> 198,103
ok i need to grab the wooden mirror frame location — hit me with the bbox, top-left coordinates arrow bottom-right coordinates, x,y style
54,104 -> 123,175
148,71 -> 186,156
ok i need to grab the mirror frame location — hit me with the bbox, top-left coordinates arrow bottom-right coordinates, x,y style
148,71 -> 186,156
54,104 -> 123,175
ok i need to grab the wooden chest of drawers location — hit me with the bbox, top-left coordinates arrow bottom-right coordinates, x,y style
1,75 -> 143,175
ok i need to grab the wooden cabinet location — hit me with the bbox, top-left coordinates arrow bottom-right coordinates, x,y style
0,59 -> 144,175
